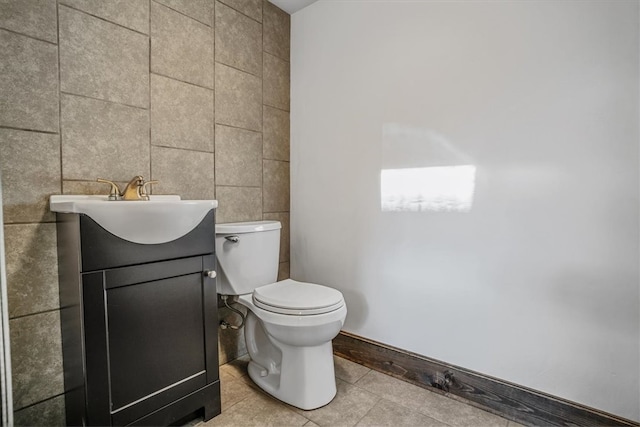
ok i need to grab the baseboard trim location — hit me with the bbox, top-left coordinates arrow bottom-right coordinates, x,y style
333,331 -> 639,427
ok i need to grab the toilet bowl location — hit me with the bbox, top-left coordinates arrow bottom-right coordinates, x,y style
215,221 -> 347,410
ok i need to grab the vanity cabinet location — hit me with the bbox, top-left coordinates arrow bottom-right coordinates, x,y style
56,210 -> 220,426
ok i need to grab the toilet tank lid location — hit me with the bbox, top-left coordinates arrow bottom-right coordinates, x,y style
216,220 -> 281,234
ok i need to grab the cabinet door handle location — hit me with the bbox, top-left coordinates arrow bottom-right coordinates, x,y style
205,270 -> 217,278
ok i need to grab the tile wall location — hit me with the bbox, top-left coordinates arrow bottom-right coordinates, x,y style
0,0 -> 290,424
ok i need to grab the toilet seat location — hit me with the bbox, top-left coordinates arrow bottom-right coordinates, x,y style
253,279 -> 345,316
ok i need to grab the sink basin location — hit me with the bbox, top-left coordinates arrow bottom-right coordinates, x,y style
50,195 -> 217,244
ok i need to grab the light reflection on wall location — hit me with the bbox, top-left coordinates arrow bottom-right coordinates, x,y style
381,165 -> 476,212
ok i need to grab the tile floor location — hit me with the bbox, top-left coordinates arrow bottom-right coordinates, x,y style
189,355 -> 525,427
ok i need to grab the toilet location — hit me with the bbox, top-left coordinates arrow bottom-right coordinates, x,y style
215,220 -> 347,410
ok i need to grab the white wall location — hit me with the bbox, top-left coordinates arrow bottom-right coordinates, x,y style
291,0 -> 639,421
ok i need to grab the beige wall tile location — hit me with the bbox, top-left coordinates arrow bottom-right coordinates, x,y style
263,212 -> 289,263
0,0 -> 57,42
0,129 -> 60,223
215,186 -> 262,223
263,53 -> 290,111
151,146 -> 215,200
263,0 -> 290,62
59,6 -> 149,108
215,2 -> 262,76
10,311 -> 64,410
219,0 -> 262,22
0,30 -> 58,132
4,224 -> 59,318
14,395 -> 66,427
60,0 -> 149,34
61,94 -> 150,181
151,74 -> 214,152
215,125 -> 262,187
154,0 -> 214,27
263,105 -> 289,161
277,262 -> 289,281
151,2 -> 214,89
263,160 -> 289,212
215,64 -> 262,131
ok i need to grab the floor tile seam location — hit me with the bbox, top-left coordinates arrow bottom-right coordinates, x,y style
60,91 -> 149,111
444,392 -> 511,423
219,365 -> 245,380
151,0 -> 213,29
220,391 -> 253,414
365,396 -> 454,427
0,26 -> 57,45
58,3 -> 150,37
352,393 -> 384,426
351,373 -> 451,424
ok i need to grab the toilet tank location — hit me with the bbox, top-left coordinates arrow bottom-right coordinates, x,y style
215,220 -> 281,295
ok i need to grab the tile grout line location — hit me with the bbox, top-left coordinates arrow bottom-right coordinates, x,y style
0,125 -> 58,135
13,391 -> 66,413
264,103 -> 290,114
151,71 -> 214,92
151,0 -> 212,29
213,1 -> 217,199
58,3 -> 149,38
216,60 -> 263,82
261,0 -> 266,222
56,0 -> 63,189
218,0 -> 263,26
215,122 -> 261,134
60,91 -> 148,111
4,220 -> 57,226
0,26 -> 57,45
9,307 -> 62,322
148,0 -> 153,184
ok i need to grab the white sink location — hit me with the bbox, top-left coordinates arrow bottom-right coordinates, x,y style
50,195 -> 217,244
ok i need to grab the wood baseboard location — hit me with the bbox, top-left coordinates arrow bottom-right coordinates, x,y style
333,331 -> 639,427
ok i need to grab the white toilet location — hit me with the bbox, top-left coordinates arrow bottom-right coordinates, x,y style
215,220 -> 347,410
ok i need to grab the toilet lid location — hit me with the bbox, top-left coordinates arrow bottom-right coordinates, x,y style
253,279 -> 345,315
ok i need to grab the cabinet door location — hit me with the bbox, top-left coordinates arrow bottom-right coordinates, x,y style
82,256 -> 218,426
107,273 -> 206,410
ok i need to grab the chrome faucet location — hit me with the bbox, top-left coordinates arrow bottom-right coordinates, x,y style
96,176 -> 159,201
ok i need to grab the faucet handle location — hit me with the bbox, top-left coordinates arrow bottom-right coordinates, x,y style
140,180 -> 159,200
96,178 -> 121,200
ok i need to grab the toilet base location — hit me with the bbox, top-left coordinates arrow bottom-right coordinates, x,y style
247,340 -> 337,410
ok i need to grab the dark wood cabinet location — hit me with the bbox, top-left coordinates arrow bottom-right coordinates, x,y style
56,211 -> 221,426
